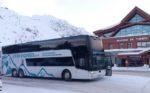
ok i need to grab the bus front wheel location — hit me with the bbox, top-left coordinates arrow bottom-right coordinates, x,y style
62,70 -> 72,81
12,69 -> 18,77
18,69 -> 25,78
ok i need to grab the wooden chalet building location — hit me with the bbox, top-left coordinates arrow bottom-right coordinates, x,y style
94,7 -> 150,67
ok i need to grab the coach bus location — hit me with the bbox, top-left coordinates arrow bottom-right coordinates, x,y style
1,35 -> 112,80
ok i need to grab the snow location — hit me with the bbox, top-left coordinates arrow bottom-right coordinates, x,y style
113,65 -> 150,72
0,7 -> 90,46
105,75 -> 150,93
104,48 -> 147,52
2,74 -> 150,93
118,52 -> 141,55
2,84 -> 77,93
118,47 -> 150,55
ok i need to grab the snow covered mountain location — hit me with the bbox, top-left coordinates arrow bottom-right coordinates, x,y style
0,7 -> 90,46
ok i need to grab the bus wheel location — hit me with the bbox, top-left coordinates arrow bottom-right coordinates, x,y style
18,69 -> 24,78
12,69 -> 18,77
62,70 -> 72,81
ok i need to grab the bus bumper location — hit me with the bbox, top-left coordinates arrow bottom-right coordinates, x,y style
88,70 -> 105,79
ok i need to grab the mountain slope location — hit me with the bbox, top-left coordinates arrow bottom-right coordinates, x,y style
0,7 -> 90,46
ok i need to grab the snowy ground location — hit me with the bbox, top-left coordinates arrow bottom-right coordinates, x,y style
113,65 -> 150,72
1,74 -> 150,93
2,84 -> 76,93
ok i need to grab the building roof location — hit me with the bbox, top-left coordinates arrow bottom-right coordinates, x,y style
115,47 -> 150,56
105,47 -> 150,56
94,7 -> 150,37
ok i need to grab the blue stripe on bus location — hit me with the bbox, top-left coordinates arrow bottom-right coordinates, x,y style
3,55 -> 54,77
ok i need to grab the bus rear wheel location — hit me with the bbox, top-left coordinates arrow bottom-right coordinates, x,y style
12,69 -> 18,77
62,70 -> 72,81
18,69 -> 25,78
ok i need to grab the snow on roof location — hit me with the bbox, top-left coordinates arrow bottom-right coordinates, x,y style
118,52 -> 141,55
104,48 -> 144,52
118,47 -> 150,55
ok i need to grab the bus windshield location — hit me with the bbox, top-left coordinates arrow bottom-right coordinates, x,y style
90,37 -> 111,70
93,53 -> 111,70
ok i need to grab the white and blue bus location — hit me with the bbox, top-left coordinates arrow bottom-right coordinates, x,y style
2,35 -> 112,80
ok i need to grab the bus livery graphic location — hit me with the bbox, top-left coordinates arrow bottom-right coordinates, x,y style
3,54 -> 54,77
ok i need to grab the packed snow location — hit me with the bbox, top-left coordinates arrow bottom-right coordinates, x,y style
0,7 -> 90,46
2,74 -> 150,93
2,84 -> 78,93
113,65 -> 150,72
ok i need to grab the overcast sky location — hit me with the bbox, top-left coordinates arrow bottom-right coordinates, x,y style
1,0 -> 150,33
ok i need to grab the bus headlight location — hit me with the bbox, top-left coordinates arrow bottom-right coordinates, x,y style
90,71 -> 95,74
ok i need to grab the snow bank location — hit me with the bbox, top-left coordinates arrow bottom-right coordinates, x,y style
113,65 -> 150,72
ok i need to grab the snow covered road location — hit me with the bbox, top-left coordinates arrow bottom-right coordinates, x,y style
2,84 -> 78,93
1,74 -> 150,93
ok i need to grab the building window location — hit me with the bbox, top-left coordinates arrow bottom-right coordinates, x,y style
128,42 -> 132,48
109,43 -> 113,49
104,32 -> 113,37
137,42 -> 142,48
137,41 -> 148,48
142,42 -> 147,47
147,42 -> 150,47
115,25 -> 150,37
119,43 -> 124,49
129,14 -> 144,23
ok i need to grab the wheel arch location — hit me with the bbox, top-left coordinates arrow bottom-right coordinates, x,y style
61,69 -> 72,81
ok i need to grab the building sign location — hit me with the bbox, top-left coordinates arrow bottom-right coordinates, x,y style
116,36 -> 149,42
136,37 -> 148,41
116,39 -> 128,42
